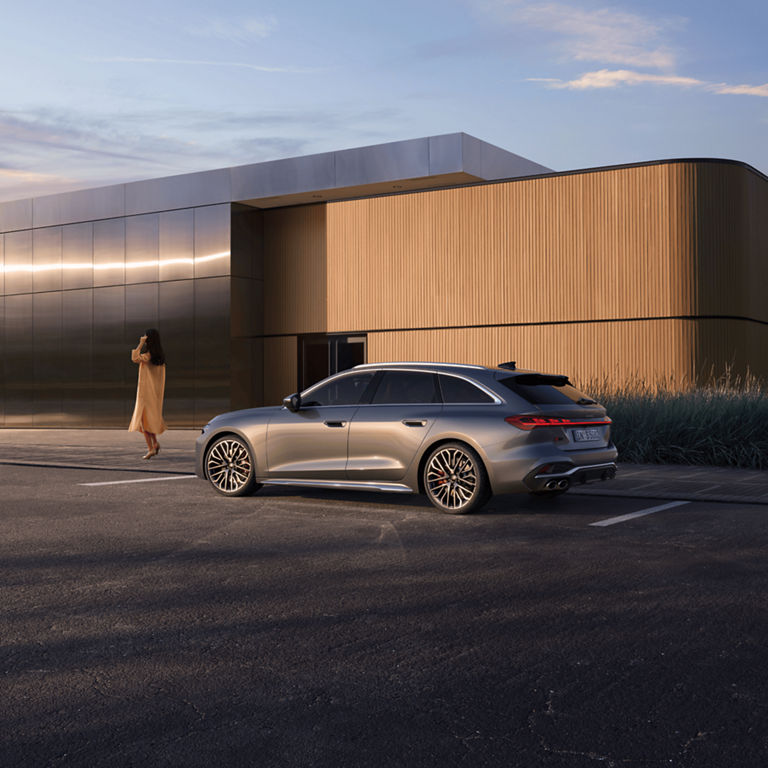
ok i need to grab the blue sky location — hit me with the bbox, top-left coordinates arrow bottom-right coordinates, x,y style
1,0 -> 766,201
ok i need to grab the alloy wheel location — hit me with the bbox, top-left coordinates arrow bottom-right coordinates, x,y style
425,445 -> 480,512
206,437 -> 254,495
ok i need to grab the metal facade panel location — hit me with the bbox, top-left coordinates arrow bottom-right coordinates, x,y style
194,205 -> 231,278
0,295 -> 3,425
427,134 -> 464,176
159,209 -> 195,282
93,218 -> 126,288
62,222 -> 94,290
231,153 -> 336,201
125,169 -> 231,216
159,279 -> 195,426
125,214 -> 160,284
61,288 -> 94,426
92,286 -> 127,426
32,226 -> 62,293
33,291 -> 64,425
0,198 -> 33,233
4,229 -> 33,296
335,138 -> 430,188
463,133 -> 553,179
4,293 -> 34,425
32,184 -> 125,229
194,276 -> 231,425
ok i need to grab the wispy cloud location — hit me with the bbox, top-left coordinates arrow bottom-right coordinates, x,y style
185,16 -> 278,45
713,83 -> 768,98
476,2 -> 768,102
0,105 -> 407,202
0,164 -> 80,200
547,69 -> 704,90
85,56 -> 315,74
475,0 -> 679,69
533,68 -> 768,98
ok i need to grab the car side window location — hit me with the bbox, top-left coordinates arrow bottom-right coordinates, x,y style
370,371 -> 440,404
439,375 -> 495,403
302,372 -> 375,407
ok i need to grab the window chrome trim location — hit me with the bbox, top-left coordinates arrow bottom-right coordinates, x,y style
437,371 -> 502,405
348,367 -> 503,406
301,365 -> 503,406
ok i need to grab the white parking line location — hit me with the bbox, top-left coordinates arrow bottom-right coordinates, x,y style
590,500 -> 691,527
80,475 -> 197,487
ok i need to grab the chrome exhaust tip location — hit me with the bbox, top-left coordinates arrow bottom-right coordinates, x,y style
556,479 -> 570,490
545,480 -> 558,490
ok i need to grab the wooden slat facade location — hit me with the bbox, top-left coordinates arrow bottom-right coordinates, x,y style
260,160 -> 767,401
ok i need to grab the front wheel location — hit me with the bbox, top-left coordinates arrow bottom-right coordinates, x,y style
205,435 -> 261,497
423,442 -> 491,514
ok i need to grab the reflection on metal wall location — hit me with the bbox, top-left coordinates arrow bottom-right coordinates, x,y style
0,204 -> 236,427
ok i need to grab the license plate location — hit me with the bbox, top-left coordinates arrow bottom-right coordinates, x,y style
572,427 -> 601,442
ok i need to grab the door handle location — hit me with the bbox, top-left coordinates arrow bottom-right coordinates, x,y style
324,420 -> 347,428
402,419 -> 427,427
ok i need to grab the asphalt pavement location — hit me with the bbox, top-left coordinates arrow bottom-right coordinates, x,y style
2,429 -> 767,767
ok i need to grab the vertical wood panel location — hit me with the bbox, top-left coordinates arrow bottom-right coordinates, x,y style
262,161 -> 767,392
263,204 -> 327,335
325,164 -> 698,333
368,319 -> 699,392
694,162 -> 768,380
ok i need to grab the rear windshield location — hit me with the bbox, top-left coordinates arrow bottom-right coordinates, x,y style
498,374 -> 595,406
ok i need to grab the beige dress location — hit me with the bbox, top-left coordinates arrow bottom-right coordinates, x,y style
128,346 -> 167,435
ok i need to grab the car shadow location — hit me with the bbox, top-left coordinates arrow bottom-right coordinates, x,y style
253,484 -> 602,517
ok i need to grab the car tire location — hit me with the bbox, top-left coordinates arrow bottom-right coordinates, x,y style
423,441 -> 491,514
205,435 -> 262,497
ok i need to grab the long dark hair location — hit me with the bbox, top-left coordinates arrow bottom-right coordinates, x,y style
142,328 -> 166,366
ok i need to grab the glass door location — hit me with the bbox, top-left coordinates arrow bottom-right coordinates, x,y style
298,334 -> 367,391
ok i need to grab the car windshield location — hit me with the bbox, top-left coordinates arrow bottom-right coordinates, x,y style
498,374 -> 595,406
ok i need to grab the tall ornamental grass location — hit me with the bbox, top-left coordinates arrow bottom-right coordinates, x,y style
584,370 -> 768,469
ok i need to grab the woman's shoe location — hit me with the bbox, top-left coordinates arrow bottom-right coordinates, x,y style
154,445 -> 160,456
142,448 -> 157,460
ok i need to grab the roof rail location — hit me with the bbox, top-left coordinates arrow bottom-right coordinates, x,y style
353,361 -> 489,370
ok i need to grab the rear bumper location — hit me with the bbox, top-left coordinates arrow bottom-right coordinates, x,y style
524,461 -> 618,492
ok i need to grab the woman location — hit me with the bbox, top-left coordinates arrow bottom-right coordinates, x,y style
128,328 -> 167,459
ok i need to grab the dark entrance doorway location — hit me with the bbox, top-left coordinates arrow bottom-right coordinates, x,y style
298,334 -> 367,390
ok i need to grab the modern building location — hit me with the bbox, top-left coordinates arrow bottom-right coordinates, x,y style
0,133 -> 766,428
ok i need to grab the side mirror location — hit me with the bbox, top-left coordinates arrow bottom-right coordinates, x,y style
283,393 -> 302,412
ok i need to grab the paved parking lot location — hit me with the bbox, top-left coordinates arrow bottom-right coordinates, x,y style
2,443 -> 767,767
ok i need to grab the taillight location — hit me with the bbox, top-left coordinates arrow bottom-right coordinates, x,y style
505,415 -> 612,431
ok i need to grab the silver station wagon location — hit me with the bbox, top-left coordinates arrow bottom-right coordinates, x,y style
195,362 -> 618,513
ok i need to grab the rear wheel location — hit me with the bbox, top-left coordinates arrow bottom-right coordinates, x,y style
205,435 -> 261,497
423,442 -> 490,514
